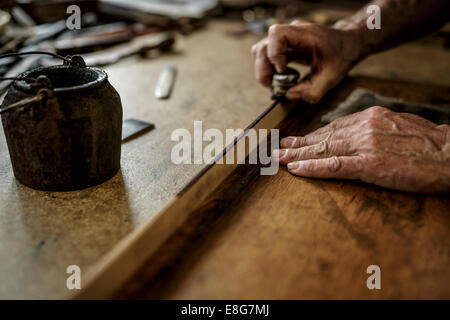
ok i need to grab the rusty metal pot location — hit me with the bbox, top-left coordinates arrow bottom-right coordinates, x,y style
0,55 -> 122,191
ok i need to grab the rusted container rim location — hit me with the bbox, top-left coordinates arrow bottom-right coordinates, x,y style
13,65 -> 108,94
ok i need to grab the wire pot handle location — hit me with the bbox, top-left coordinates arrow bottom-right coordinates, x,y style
0,51 -> 72,63
0,51 -> 86,83
0,52 -> 87,114
0,89 -> 53,115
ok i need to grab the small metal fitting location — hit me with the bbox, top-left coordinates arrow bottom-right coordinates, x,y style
271,67 -> 300,100
64,55 -> 87,68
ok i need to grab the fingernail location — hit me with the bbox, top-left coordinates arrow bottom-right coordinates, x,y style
272,149 -> 286,161
287,162 -> 299,170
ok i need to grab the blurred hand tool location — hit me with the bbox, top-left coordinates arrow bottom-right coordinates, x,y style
16,0 -> 99,24
24,20 -> 67,46
54,24 -> 134,55
154,65 -> 177,99
81,32 -> 175,66
0,54 -> 41,95
53,22 -> 160,55
0,10 -> 11,34
11,6 -> 36,27
100,0 -> 218,19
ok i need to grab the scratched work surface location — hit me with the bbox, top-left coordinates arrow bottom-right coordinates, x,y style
119,76 -> 450,300
0,21 -> 270,299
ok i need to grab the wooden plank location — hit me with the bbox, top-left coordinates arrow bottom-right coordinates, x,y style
74,98 -> 294,299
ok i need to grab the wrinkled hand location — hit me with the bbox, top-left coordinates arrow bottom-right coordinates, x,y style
251,20 -> 360,104
273,106 -> 450,193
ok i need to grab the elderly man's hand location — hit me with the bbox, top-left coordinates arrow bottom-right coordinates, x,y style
251,20 -> 361,104
273,107 -> 450,193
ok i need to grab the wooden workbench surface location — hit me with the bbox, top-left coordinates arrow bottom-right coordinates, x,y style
114,25 -> 450,298
118,76 -> 450,300
0,21 -> 270,299
0,20 -> 449,299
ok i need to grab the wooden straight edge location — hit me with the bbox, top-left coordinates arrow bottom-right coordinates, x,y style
73,99 -> 293,299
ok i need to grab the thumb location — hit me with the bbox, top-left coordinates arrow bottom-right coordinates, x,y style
285,69 -> 335,104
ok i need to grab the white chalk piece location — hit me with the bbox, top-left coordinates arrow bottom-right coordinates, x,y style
154,65 -> 177,100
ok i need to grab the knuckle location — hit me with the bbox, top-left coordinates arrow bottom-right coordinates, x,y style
361,118 -> 378,129
268,24 -> 283,35
328,121 -> 339,130
303,92 -> 321,104
316,140 -> 329,155
251,44 -> 258,55
295,137 -> 306,147
267,51 -> 277,60
289,19 -> 306,26
252,42 -> 266,57
291,148 -> 302,160
305,23 -> 320,33
280,136 -> 296,148
303,161 -> 316,172
362,153 -> 382,170
267,48 -> 282,60
367,106 -> 388,116
327,156 -> 342,172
